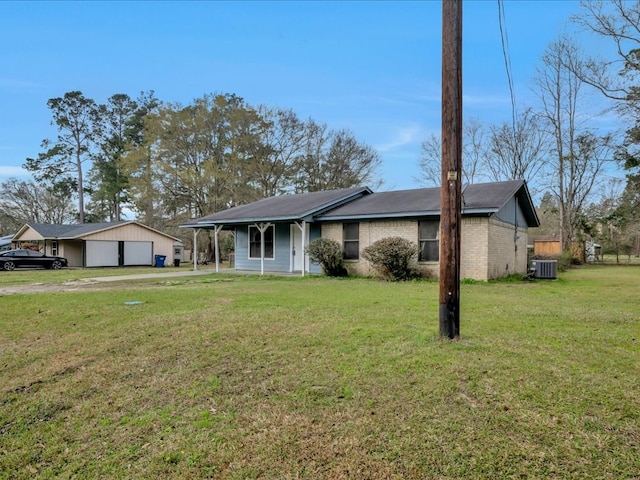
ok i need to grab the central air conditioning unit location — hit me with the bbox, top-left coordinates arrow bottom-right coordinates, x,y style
530,260 -> 557,279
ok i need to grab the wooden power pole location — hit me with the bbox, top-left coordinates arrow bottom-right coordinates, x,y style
439,0 -> 462,339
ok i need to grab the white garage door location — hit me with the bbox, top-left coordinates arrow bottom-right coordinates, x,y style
124,241 -> 153,266
85,240 -> 119,267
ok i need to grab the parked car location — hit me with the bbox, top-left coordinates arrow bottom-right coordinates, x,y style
0,249 -> 68,271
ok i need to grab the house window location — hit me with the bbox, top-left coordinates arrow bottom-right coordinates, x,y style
51,241 -> 58,256
249,225 -> 274,259
418,220 -> 439,262
343,223 -> 359,260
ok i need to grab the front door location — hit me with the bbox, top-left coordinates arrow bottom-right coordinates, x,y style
291,225 -> 304,271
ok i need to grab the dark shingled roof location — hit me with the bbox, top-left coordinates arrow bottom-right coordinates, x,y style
182,187 -> 372,226
180,180 -> 539,228
18,221 -> 180,241
25,222 -> 129,238
317,187 -> 442,218
316,180 -> 539,226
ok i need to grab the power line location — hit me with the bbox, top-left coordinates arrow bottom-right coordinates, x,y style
498,0 -> 517,131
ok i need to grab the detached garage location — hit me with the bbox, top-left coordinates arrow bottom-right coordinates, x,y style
12,221 -> 181,268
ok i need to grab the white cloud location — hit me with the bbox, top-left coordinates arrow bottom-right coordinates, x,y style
0,165 -> 29,178
0,77 -> 41,89
462,92 -> 510,106
374,124 -> 424,153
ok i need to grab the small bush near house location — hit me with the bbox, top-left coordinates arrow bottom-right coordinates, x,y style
305,238 -> 348,277
362,236 -> 419,281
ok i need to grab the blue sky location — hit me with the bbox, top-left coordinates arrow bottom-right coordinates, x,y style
0,0 -> 610,192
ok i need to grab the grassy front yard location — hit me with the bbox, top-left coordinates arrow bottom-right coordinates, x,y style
1,266 -> 638,479
0,265 -> 187,287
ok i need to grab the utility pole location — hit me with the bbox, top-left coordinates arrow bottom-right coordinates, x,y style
439,0 -> 462,339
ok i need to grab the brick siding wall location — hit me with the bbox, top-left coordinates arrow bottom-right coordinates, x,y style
487,217 -> 528,279
321,216 -> 528,281
461,217 -> 489,281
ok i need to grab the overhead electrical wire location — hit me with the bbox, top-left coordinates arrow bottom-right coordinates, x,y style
498,0 -> 518,132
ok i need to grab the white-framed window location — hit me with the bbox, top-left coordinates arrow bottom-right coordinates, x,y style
343,222 -> 359,260
51,241 -> 59,256
249,225 -> 274,259
418,220 -> 439,262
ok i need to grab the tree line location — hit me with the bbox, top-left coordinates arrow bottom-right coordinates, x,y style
0,92 -> 381,237
418,0 -> 640,259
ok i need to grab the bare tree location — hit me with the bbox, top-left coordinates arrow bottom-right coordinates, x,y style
573,0 -> 640,114
463,118 -> 489,185
573,0 -> 640,243
292,121 -> 381,192
485,108 -> 550,191
0,178 -> 76,232
417,118 -> 489,187
536,36 -> 613,251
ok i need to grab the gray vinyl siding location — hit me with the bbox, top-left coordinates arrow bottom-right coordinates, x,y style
495,196 -> 528,227
309,223 -> 322,274
234,223 -> 292,272
233,222 -> 322,273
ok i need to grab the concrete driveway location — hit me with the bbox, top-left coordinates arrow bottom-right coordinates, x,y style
0,267 -> 303,295
0,267 -> 220,296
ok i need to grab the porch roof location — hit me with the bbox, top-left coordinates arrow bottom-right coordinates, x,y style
181,186 -> 372,228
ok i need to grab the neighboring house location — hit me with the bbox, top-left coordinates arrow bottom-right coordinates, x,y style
181,180 -> 540,281
12,221 -> 181,268
0,234 -> 14,251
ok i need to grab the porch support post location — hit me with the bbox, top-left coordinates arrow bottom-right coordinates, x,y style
256,222 -> 272,276
294,221 -> 306,277
193,228 -> 198,271
214,225 -> 223,273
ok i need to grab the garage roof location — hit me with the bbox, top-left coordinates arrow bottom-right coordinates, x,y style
14,221 -> 180,241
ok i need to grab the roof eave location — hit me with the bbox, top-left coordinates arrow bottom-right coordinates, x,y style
316,208 -> 500,222
180,214 -> 303,228
180,187 -> 373,228
315,210 -> 441,221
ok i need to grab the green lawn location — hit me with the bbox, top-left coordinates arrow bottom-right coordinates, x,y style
0,265 -> 186,286
1,266 -> 638,479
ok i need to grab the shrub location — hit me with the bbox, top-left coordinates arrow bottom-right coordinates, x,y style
305,238 -> 348,277
362,237 -> 419,281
